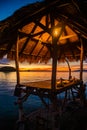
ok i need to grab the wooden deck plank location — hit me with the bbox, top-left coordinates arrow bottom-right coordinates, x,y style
20,79 -> 82,93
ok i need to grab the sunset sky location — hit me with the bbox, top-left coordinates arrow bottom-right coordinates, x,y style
0,57 -> 87,71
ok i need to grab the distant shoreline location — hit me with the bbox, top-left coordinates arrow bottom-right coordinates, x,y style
0,66 -> 87,72
0,69 -> 87,72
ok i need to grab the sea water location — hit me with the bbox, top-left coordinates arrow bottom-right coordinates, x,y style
0,71 -> 87,129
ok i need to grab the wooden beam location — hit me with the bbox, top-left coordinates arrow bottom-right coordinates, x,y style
51,21 -> 65,91
15,35 -> 20,85
29,32 -> 44,56
29,42 -> 38,55
57,14 -> 87,39
19,24 -> 37,55
51,38 -> 58,91
50,11 -> 57,91
36,46 -> 44,58
42,50 -> 49,60
59,34 -> 77,40
65,57 -> 71,80
80,36 -> 84,81
34,20 -> 51,34
19,30 -> 45,38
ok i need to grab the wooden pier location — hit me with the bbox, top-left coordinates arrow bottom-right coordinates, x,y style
19,78 -> 82,97
14,77 -> 84,130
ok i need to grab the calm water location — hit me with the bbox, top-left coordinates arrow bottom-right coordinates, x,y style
0,71 -> 87,120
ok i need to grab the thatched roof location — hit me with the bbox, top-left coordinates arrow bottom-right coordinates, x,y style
0,0 -> 87,63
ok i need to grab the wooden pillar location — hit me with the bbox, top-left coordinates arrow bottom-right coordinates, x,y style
15,36 -> 20,85
15,36 -> 24,125
51,37 -> 58,91
79,36 -> 86,105
80,37 -> 84,81
51,24 -> 65,91
65,57 -> 71,80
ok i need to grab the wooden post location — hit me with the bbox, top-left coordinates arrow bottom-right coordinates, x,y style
51,37 -> 58,91
80,37 -> 84,81
51,24 -> 65,91
15,36 -> 25,126
79,36 -> 86,105
15,35 -> 20,85
65,57 -> 71,80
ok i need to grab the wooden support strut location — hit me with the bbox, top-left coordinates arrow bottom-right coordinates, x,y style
51,22 -> 65,91
15,35 -> 20,85
14,36 -> 25,125
51,38 -> 58,91
65,57 -> 71,80
80,36 -> 84,81
14,35 -> 21,97
79,36 -> 86,105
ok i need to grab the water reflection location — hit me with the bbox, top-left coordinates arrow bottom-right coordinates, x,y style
0,71 -> 87,120
0,71 -> 87,83
0,72 -> 16,82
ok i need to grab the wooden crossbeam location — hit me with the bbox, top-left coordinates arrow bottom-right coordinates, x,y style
19,24 -> 38,54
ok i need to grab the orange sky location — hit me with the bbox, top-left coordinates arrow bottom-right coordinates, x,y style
16,61 -> 87,71
0,59 -> 87,71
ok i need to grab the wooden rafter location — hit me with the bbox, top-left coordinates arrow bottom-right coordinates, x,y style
80,36 -> 84,81
19,24 -> 37,55
15,35 -> 20,85
19,30 -> 45,38
29,42 -> 38,56
35,45 -> 44,59
29,31 -> 43,55
34,19 -> 51,34
59,14 -> 87,38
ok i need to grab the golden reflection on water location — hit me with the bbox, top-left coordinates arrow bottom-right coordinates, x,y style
0,71 -> 87,83
0,72 -> 16,82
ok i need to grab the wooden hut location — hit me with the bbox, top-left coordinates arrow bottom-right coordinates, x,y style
0,0 -> 87,129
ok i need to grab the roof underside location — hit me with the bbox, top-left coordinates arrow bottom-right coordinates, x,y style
0,0 -> 87,63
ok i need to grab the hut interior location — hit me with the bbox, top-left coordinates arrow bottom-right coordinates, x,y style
0,0 -> 87,128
